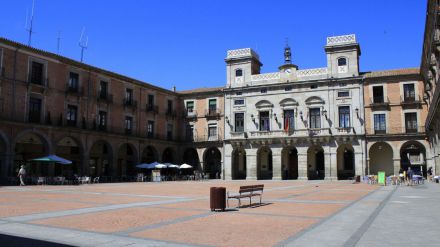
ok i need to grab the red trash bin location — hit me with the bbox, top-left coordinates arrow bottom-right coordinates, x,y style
210,187 -> 226,211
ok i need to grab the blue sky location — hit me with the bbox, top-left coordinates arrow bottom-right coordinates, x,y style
0,0 -> 427,90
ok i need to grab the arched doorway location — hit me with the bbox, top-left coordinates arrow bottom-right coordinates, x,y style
56,137 -> 82,177
204,147 -> 222,179
14,132 -> 50,177
282,147 -> 298,180
400,141 -> 426,177
307,145 -> 324,180
117,143 -> 138,178
369,142 -> 393,176
162,148 -> 175,163
232,148 -> 246,180
183,148 -> 200,170
257,146 -> 272,180
337,144 -> 355,180
141,146 -> 158,163
89,141 -> 112,177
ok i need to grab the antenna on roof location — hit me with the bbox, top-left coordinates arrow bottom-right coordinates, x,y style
25,0 -> 35,46
56,30 -> 61,54
79,27 -> 88,62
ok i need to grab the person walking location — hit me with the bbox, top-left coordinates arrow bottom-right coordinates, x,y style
18,165 -> 26,186
407,167 -> 414,186
427,167 -> 433,182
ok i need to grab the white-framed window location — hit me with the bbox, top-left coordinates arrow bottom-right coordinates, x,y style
234,112 -> 244,132
234,99 -> 245,106
208,123 -> 218,140
235,69 -> 243,77
337,57 -> 348,73
337,90 -> 350,98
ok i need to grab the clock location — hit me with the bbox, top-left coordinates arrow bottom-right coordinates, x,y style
285,69 -> 292,74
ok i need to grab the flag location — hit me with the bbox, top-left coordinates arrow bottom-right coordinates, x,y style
284,116 -> 289,132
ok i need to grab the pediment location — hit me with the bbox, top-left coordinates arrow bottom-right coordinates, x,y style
305,96 -> 325,105
279,98 -> 298,107
255,100 -> 273,109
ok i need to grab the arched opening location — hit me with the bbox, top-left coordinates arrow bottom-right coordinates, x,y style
204,147 -> 222,179
14,132 -> 49,177
337,144 -> 355,180
183,148 -> 200,170
400,141 -> 427,177
257,146 -> 272,180
141,146 -> 158,163
307,145 -> 324,180
369,142 -> 393,176
162,148 -> 175,163
232,147 -> 246,180
89,141 -> 112,177
117,143 -> 138,178
282,147 -> 298,180
56,137 -> 82,178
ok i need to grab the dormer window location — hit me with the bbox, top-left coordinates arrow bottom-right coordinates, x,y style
337,57 -> 348,73
235,69 -> 243,77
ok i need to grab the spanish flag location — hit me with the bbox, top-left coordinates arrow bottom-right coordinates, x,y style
284,117 -> 289,132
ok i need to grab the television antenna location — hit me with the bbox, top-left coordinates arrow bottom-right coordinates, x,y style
25,0 -> 36,46
57,31 -> 61,54
79,27 -> 88,62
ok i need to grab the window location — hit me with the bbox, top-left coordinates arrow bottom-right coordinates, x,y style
234,99 -> 245,106
208,124 -> 218,140
338,57 -> 347,66
125,89 -> 133,105
372,86 -> 384,103
68,72 -> 79,91
28,97 -> 42,123
284,110 -> 295,131
259,111 -> 270,131
374,114 -> 386,134
186,125 -> 194,141
167,100 -> 173,114
186,101 -> 194,113
167,123 -> 173,140
147,121 -> 154,138
235,69 -> 243,77
98,111 -> 107,131
30,61 -> 44,85
260,88 -> 267,94
403,84 -> 416,102
310,85 -> 318,89
309,108 -> 321,129
147,94 -> 155,110
285,85 -> 292,91
99,81 -> 108,99
236,91 -> 242,95
339,106 -> 350,128
235,113 -> 244,132
338,91 -> 350,97
405,112 -> 417,133
209,99 -> 217,114
66,105 -> 78,126
125,116 -> 133,134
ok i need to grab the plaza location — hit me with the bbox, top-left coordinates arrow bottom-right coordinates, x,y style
0,181 -> 438,246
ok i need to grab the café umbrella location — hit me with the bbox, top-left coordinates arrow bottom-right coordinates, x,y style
164,163 -> 179,168
136,162 -> 160,169
31,155 -> 72,165
180,163 -> 193,169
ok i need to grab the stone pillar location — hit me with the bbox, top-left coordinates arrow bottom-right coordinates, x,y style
393,158 -> 401,176
355,152 -> 364,177
297,147 -> 308,180
272,147 -> 282,180
246,148 -> 257,180
325,151 -> 337,180
224,144 -> 232,180
81,154 -> 89,176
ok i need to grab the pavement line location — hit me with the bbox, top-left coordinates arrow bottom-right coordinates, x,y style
3,198 -> 195,222
342,186 -> 397,247
233,211 -> 323,220
271,199 -> 350,204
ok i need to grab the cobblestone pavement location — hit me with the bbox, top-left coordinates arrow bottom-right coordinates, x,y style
0,180 -> 437,246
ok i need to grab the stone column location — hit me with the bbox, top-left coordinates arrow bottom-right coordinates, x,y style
272,147 -> 282,180
325,152 -> 337,180
246,148 -> 257,180
355,152 -> 364,177
393,158 -> 401,176
297,147 -> 308,180
224,144 -> 232,180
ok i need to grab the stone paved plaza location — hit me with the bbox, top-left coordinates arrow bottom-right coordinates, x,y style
0,181 -> 439,246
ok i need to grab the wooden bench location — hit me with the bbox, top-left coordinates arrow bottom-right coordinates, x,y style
227,184 -> 264,208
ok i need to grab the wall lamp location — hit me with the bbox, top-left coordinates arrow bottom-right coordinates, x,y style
225,116 -> 230,124
322,109 -> 328,119
355,107 -> 359,118
251,114 -> 255,122
274,113 -> 278,122
299,111 -> 303,121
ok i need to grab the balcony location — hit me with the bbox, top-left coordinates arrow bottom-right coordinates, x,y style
184,109 -> 197,119
401,95 -> 422,108
146,104 -> 159,114
205,108 -> 221,118
97,93 -> 113,103
65,85 -> 83,96
123,98 -> 137,108
194,133 -> 223,142
371,126 -> 425,136
230,131 -> 248,139
27,75 -> 49,88
335,127 -> 355,134
165,109 -> 177,118
370,96 -> 390,109
308,128 -> 331,136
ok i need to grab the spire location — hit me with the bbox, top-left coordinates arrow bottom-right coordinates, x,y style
284,38 -> 291,64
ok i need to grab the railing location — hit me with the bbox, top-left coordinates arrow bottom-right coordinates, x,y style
27,75 -> 49,87
370,126 -> 426,135
205,108 -> 221,118
251,72 -> 280,81
166,109 -> 177,118
401,95 -> 422,106
335,127 -> 355,134
97,93 -> 113,103
296,67 -> 328,77
194,133 -> 223,142
370,96 -> 390,106
146,104 -> 159,113
326,34 -> 357,46
65,85 -> 83,95
226,48 -> 259,60
230,131 -> 247,139
184,109 -> 197,118
308,128 -> 331,136
123,98 -> 138,108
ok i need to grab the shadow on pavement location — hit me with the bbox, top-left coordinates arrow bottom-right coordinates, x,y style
0,234 -> 74,247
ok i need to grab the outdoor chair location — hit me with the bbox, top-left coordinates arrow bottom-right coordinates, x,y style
37,177 -> 46,185
93,177 -> 100,183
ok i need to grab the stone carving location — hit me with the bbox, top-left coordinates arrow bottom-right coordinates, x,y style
326,34 -> 356,46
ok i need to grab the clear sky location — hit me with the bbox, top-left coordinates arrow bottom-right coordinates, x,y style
0,0 -> 427,91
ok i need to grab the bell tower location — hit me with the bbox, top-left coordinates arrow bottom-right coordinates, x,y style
225,48 -> 262,88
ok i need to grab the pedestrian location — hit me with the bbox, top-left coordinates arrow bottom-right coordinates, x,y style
427,167 -> 433,182
407,167 -> 413,186
18,165 -> 26,186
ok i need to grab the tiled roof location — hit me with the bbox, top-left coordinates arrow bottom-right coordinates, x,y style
363,68 -> 420,78
178,87 -> 224,95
